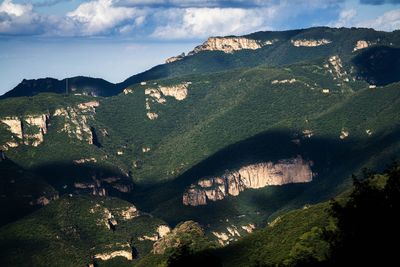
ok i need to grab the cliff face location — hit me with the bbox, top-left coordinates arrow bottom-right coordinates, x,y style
1,100 -> 99,150
291,39 -> 331,47
53,100 -> 99,144
152,221 -> 203,254
183,156 -> 313,206
1,114 -> 49,149
144,82 -> 190,120
353,40 -> 372,52
189,37 -> 269,54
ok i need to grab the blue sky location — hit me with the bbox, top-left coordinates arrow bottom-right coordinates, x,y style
1,0 -> 400,94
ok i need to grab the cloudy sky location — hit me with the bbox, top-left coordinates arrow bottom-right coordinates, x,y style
0,0 -> 400,94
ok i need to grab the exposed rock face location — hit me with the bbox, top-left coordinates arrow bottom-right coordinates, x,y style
146,112 -> 159,120
353,40 -> 370,52
73,158 -> 97,164
212,225 -> 242,245
94,250 -> 132,261
1,117 -> 23,139
138,224 -> 171,242
291,39 -> 331,47
53,101 -> 99,144
271,78 -> 296,84
166,52 -> 185,63
157,225 -> 171,238
241,223 -> 256,233
183,156 -> 313,206
1,114 -> 49,149
144,82 -> 190,120
302,130 -> 314,138
340,130 -> 349,139
23,114 -> 49,146
324,55 -> 349,81
159,84 -> 188,101
189,37 -> 267,54
152,221 -> 203,254
123,88 -> 133,95
120,206 -> 138,220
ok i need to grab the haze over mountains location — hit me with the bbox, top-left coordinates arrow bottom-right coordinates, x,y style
0,26 -> 400,266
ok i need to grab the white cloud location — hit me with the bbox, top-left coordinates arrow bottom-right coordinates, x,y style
0,0 -> 45,34
152,7 -> 274,39
357,9 -> 400,31
331,8 -> 357,27
66,0 -> 142,35
0,0 -> 32,16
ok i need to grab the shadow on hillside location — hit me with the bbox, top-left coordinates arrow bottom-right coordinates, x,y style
3,127 -> 400,228
353,46 -> 400,86
128,127 -> 400,225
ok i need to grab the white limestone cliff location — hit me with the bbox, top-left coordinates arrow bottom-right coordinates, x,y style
188,37 -> 269,54
1,114 -> 49,149
291,39 -> 331,47
353,40 -> 370,52
144,82 -> 190,120
53,101 -> 99,144
183,156 -> 313,206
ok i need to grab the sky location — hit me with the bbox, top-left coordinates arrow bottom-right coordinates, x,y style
0,0 -> 400,95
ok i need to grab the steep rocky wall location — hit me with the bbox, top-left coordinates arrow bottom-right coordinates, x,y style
1,100 -> 99,150
53,101 -> 99,144
291,39 -> 331,47
188,37 -> 268,54
144,82 -> 190,120
1,114 -> 49,149
183,156 -> 313,206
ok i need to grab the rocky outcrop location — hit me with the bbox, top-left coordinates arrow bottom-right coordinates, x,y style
291,39 -> 331,47
120,206 -> 138,220
152,221 -> 203,254
353,40 -> 370,52
138,224 -> 171,242
166,52 -> 185,63
183,156 -> 313,206
144,82 -> 190,120
53,101 -> 99,144
123,88 -> 133,95
188,37 -> 269,54
271,78 -> 297,84
94,250 -> 133,261
241,223 -> 256,233
340,130 -> 349,139
159,84 -> 189,101
1,117 -> 23,139
1,114 -> 49,149
146,112 -> 158,120
212,225 -> 242,245
73,158 -> 97,164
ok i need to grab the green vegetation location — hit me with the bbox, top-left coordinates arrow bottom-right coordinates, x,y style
0,27 -> 400,266
0,195 -> 166,267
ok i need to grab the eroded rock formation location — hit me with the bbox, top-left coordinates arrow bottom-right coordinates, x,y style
152,221 -> 203,254
291,39 -> 331,47
137,224 -> 171,242
1,113 -> 49,149
165,52 -> 185,63
144,82 -> 190,120
53,101 -> 99,144
353,40 -> 371,52
183,156 -> 313,206
188,37 -> 269,54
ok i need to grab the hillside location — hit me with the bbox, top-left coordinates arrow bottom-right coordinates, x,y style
3,27 -> 400,100
0,27 -> 400,266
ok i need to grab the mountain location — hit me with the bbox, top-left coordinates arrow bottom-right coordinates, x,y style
3,27 -> 400,99
0,76 -> 117,99
0,27 -> 400,266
